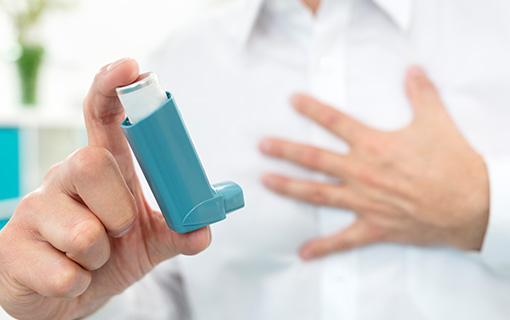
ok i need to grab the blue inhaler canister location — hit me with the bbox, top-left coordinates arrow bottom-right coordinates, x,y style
117,72 -> 244,233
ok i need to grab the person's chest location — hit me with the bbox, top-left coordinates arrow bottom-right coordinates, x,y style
161,0 -> 510,247
168,0 -> 510,171
150,0 -> 510,319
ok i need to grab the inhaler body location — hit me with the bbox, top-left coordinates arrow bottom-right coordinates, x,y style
117,73 -> 244,233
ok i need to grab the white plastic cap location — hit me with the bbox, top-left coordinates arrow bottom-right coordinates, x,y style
116,72 -> 168,124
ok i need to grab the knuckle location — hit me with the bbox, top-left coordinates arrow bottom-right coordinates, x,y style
367,224 -> 388,243
94,66 -> 105,81
309,241 -> 329,257
361,135 -> 391,158
42,162 -> 62,183
69,146 -> 115,180
307,186 -> 328,205
301,147 -> 321,168
90,67 -> 107,91
82,93 -> 92,111
83,68 -> 103,105
353,167 -> 380,186
319,108 -> 341,129
358,198 -> 392,215
365,171 -> 386,188
15,194 -> 34,215
348,157 -> 390,189
48,264 -> 85,298
15,191 -> 43,218
68,218 -> 105,256
333,237 -> 351,252
403,201 -> 419,218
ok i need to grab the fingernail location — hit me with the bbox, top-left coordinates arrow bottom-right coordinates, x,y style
207,226 -> 212,247
410,66 -> 425,77
262,175 -> 276,188
107,57 -> 132,72
259,140 -> 272,153
116,226 -> 132,238
114,219 -> 136,238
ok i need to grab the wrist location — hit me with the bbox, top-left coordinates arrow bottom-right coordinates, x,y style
456,155 -> 490,251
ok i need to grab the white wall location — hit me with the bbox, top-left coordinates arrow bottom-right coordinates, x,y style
0,0 -> 233,113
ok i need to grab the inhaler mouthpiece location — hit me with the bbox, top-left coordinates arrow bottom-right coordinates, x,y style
116,72 -> 168,124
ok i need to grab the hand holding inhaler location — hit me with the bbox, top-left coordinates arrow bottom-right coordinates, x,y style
0,58 -> 223,320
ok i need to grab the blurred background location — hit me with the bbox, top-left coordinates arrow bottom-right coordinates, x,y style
0,1 -> 230,317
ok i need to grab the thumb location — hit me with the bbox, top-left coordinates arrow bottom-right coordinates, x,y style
300,220 -> 381,260
406,66 -> 451,126
170,226 -> 212,256
83,58 -> 140,180
147,211 -> 212,265
134,189 -> 211,264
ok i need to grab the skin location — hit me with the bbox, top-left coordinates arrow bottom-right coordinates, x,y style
260,66 -> 490,260
0,58 -> 211,320
302,0 -> 321,13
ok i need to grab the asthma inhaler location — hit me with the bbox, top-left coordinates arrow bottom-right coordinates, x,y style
117,72 -> 244,233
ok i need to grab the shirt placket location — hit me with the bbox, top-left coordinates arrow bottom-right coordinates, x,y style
307,0 -> 358,319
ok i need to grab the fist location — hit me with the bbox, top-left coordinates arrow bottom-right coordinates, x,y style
0,58 -> 211,320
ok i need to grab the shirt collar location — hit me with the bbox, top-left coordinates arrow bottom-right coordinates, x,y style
235,0 -> 265,51
373,0 -> 415,31
235,0 -> 415,50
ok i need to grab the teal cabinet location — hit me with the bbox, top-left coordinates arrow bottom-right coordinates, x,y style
0,128 -> 19,230
0,128 -> 20,201
0,123 -> 86,231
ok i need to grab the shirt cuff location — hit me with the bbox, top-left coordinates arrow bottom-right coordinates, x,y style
480,156 -> 510,275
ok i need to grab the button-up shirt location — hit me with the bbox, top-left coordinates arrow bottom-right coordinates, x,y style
88,0 -> 510,319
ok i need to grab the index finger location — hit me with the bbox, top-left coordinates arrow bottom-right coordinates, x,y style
291,94 -> 374,145
55,146 -> 138,238
259,138 -> 347,177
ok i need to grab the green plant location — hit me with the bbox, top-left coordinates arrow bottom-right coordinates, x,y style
0,0 -> 76,105
0,0 -> 72,42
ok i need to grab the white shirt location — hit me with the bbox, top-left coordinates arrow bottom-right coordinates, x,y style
88,0 -> 510,319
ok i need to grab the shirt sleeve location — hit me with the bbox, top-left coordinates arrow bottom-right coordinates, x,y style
480,156 -> 510,276
85,258 -> 190,320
